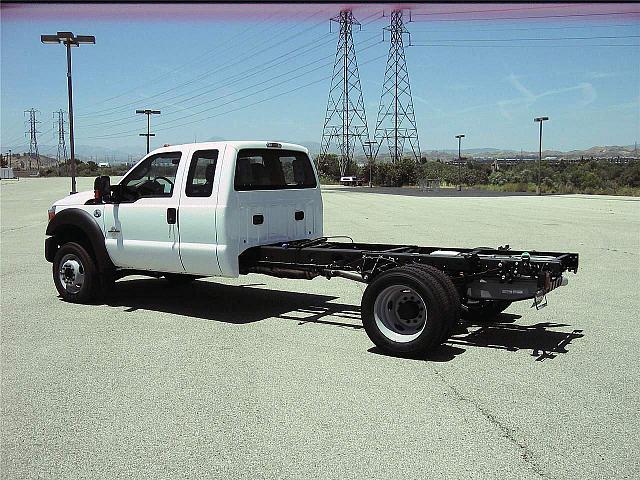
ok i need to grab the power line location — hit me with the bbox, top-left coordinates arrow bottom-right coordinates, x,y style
75,9 -> 331,119
408,22 -> 640,34
78,51 -> 388,141
76,12 -> 385,133
78,33 -> 382,132
85,8 -> 288,107
410,5 -> 616,16
410,43 -> 640,48
410,34 -> 640,43
410,11 -> 640,23
77,9 -> 385,122
78,32 -> 340,127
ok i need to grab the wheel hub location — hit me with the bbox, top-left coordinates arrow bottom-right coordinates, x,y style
58,254 -> 85,294
374,285 -> 428,343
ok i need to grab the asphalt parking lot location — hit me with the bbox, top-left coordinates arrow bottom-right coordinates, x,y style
2,177 -> 639,479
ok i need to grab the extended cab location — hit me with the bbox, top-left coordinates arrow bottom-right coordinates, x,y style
45,141 -> 579,355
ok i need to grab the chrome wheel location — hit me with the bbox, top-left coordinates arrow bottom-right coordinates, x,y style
58,254 -> 85,294
373,285 -> 427,343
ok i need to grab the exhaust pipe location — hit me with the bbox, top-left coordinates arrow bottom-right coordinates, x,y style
252,266 -> 318,280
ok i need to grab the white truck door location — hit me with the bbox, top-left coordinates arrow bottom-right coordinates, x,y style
103,151 -> 185,273
177,147 -> 224,275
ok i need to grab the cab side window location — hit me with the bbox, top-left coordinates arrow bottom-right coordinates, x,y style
185,150 -> 219,197
121,152 -> 181,200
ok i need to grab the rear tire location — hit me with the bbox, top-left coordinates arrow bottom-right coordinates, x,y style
53,242 -> 99,303
361,266 -> 456,355
461,299 -> 512,322
406,264 -> 461,342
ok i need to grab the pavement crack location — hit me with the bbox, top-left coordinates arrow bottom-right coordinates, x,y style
0,221 -> 47,234
432,369 -> 546,478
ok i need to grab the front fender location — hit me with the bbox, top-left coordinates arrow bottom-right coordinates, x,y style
45,208 -> 114,272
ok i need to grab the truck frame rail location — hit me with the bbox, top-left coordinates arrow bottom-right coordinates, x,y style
240,238 -> 579,302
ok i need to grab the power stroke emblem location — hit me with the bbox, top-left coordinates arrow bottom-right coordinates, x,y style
93,209 -> 102,218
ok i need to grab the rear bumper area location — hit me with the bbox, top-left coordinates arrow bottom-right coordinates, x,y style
467,274 -> 567,301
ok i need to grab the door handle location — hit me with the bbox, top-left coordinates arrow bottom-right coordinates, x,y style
167,208 -> 177,225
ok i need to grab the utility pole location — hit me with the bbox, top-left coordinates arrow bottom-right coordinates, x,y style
455,134 -> 465,191
54,110 -> 68,174
534,116 -> 549,196
320,10 -> 371,177
363,140 -> 378,187
42,31 -> 95,194
373,10 -> 421,163
136,109 -> 161,154
24,109 -> 41,174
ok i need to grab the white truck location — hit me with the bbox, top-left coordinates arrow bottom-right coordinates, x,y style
45,141 -> 579,355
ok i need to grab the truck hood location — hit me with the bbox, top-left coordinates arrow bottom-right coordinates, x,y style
54,190 -> 94,206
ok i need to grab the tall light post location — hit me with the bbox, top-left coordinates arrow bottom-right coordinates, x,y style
455,134 -> 465,191
534,116 -> 549,195
41,32 -> 95,194
136,109 -> 161,154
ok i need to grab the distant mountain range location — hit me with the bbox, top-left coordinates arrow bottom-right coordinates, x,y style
4,143 -> 636,164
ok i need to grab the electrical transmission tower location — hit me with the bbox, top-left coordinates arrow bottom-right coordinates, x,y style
24,109 -> 41,173
373,10 -> 421,163
54,110 -> 68,173
320,10 -> 371,176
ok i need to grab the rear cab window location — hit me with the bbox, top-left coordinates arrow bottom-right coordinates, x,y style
234,148 -> 317,191
185,150 -> 219,197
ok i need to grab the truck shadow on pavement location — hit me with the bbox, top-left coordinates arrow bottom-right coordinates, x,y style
449,316 -> 585,361
103,279 -> 583,361
104,279 -> 363,330
370,314 -> 584,362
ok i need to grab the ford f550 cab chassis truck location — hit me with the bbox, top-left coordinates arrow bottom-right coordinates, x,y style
45,141 -> 579,355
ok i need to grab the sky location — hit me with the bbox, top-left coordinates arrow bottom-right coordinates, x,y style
1,2 -> 639,159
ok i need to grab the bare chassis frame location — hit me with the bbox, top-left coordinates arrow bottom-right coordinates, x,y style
240,238 -> 579,302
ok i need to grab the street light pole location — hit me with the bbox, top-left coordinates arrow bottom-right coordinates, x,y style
136,109 -> 161,154
455,134 -> 465,191
65,40 -> 76,194
41,32 -> 95,195
534,116 -> 549,196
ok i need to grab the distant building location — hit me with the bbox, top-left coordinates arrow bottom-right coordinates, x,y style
98,162 -> 110,168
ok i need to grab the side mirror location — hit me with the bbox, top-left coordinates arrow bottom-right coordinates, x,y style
109,184 -> 123,203
93,175 -> 111,203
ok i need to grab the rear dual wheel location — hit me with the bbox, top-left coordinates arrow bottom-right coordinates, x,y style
361,265 -> 459,355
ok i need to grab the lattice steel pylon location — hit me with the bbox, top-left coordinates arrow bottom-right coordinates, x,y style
373,10 -> 421,163
54,110 -> 68,173
320,10 -> 371,176
24,109 -> 41,172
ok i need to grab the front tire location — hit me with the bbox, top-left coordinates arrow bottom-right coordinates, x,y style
361,266 -> 456,355
53,242 -> 99,303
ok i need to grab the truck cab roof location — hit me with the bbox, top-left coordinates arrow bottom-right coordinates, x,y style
148,141 -> 309,156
